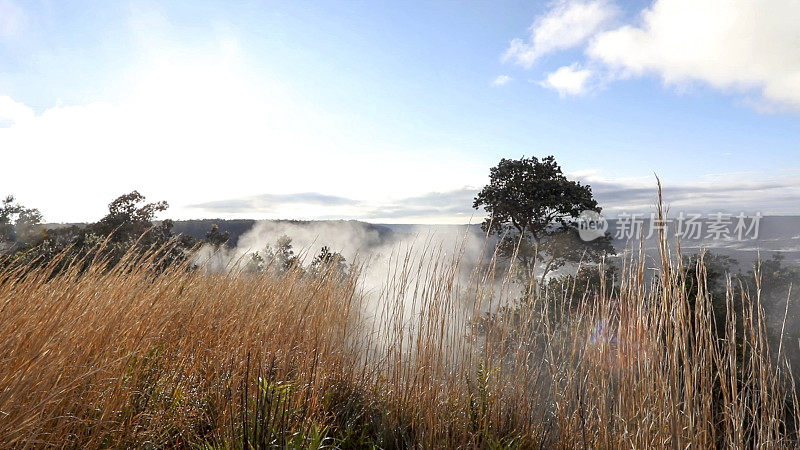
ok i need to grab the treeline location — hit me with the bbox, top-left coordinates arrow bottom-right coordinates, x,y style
3,188 -> 798,317
1,192 -> 196,273
0,191 -> 350,280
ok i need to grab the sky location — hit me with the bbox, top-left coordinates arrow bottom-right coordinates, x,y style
0,0 -> 799,223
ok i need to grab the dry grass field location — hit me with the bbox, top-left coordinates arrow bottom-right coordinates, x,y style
1,226 -> 798,448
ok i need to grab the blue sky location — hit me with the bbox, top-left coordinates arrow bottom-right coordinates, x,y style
1,0 -> 799,222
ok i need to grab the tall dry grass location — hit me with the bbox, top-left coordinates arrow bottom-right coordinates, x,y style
0,222 -> 798,448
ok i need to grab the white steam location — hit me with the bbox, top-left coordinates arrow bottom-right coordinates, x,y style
194,220 -> 509,354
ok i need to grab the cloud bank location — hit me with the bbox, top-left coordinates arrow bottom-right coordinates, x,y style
191,188 -> 481,223
585,173 -> 800,216
189,174 -> 800,221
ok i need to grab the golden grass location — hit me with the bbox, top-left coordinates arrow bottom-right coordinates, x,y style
0,229 -> 798,448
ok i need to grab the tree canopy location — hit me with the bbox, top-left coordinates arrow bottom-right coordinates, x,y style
0,195 -> 44,252
473,155 -> 615,288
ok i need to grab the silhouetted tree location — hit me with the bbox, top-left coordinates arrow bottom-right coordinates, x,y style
473,156 -> 615,291
92,191 -> 169,243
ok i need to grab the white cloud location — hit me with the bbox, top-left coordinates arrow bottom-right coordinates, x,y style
588,0 -> 800,110
540,64 -> 592,96
503,0 -> 617,68
0,71 -> 486,223
0,0 -> 24,39
0,52 -> 488,222
0,9 -> 495,224
0,95 -> 34,125
491,75 -> 512,86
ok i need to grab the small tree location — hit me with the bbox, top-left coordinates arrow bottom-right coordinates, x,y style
310,246 -> 349,280
85,191 -> 192,269
244,251 -> 266,274
93,191 -> 169,243
250,235 -> 300,275
274,235 -> 298,273
473,156 -> 615,290
205,224 -> 230,249
0,195 -> 44,253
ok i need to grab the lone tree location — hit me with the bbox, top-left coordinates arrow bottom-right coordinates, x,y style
473,155 -> 614,289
